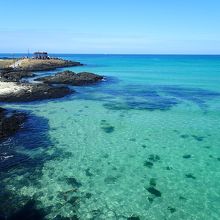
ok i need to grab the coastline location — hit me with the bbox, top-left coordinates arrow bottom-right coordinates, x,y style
0,57 -> 103,101
0,56 -> 103,139
0,57 -> 83,71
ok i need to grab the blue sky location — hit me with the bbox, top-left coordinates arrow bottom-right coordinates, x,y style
0,0 -> 220,54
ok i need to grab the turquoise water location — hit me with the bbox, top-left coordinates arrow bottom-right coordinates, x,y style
1,55 -> 220,219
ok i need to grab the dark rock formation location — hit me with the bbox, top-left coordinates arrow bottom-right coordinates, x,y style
36,71 -> 104,86
1,59 -> 83,81
146,186 -> 162,197
0,69 -> 36,82
0,83 -> 73,102
0,107 -> 26,139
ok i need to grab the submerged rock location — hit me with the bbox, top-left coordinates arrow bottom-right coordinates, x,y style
146,186 -> 162,197
127,216 -> 140,220
191,135 -> 204,142
183,154 -> 191,159
101,125 -> 115,133
185,173 -> 196,179
85,168 -> 93,177
144,161 -> 154,168
179,196 -> 187,201
180,134 -> 189,139
68,196 -> 79,206
66,177 -> 82,188
85,193 -> 92,199
100,120 -> 115,133
148,154 -> 160,162
148,197 -> 154,203
149,178 -> 157,187
165,166 -> 173,170
36,71 -> 104,86
168,206 -> 176,213
0,107 -> 26,139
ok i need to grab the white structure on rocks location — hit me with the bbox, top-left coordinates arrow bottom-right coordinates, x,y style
33,52 -> 49,59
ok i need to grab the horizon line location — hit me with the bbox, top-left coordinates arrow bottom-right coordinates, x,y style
0,52 -> 220,56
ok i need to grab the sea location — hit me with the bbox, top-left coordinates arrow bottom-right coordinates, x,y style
0,54 -> 220,220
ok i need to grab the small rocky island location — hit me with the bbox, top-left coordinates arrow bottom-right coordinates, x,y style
37,70 -> 104,86
13,58 -> 82,72
0,56 -> 82,72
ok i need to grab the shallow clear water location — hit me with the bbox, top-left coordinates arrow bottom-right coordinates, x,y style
1,54 -> 220,219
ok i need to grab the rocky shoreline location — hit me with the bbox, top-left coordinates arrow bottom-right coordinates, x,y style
16,59 -> 83,72
0,57 -> 104,141
0,58 -> 83,72
0,58 -> 104,102
0,82 -> 73,102
0,69 -> 36,82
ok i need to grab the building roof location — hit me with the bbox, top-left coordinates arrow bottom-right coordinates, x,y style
34,52 -> 48,54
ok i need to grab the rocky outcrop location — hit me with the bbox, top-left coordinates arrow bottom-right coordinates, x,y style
1,58 -> 83,72
0,83 -> 73,102
0,69 -> 36,82
0,60 -> 103,103
0,107 -> 26,139
14,59 -> 83,72
36,71 -> 104,86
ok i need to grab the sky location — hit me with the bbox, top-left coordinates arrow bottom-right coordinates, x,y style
0,0 -> 220,54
